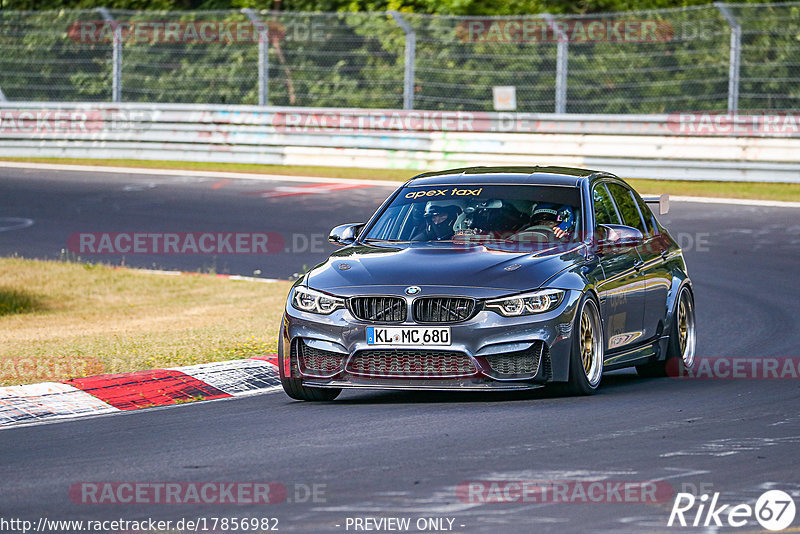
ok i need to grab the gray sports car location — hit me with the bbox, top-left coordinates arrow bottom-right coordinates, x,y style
278,166 -> 696,401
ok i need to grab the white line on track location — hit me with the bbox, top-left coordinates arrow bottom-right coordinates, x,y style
131,268 -> 281,283
0,217 -> 34,232
666,195 -> 800,208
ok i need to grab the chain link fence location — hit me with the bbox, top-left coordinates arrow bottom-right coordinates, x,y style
0,3 -> 798,112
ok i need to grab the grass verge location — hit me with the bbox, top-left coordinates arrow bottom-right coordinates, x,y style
0,257 -> 291,387
2,157 -> 799,202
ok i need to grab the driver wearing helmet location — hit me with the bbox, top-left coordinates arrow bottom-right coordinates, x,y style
421,204 -> 462,241
530,203 -> 576,239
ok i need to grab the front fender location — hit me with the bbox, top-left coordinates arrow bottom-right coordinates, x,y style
542,260 -> 597,292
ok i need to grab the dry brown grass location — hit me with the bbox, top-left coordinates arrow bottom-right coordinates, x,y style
0,258 -> 291,386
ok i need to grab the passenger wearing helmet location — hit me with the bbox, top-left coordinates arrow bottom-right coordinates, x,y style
462,199 -> 528,234
529,203 -> 576,239
421,204 -> 462,241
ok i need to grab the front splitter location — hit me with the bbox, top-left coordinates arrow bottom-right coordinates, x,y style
301,377 -> 546,392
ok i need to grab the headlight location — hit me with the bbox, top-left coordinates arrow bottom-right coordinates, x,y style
292,287 -> 345,315
485,289 -> 565,317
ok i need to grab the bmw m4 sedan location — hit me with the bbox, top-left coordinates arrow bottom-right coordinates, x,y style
278,166 -> 696,401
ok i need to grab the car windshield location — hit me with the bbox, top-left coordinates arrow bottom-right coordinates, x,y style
363,183 -> 582,244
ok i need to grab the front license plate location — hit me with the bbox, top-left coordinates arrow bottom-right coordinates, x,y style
366,326 -> 451,346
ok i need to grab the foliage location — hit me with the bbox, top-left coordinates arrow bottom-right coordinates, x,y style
0,2 -> 796,112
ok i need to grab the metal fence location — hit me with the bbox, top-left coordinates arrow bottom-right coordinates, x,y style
0,3 -> 798,113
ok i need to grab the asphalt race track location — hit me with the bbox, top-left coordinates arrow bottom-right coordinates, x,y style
0,166 -> 387,279
2,166 -> 800,533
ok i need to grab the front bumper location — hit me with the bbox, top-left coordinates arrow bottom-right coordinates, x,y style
280,289 -> 581,391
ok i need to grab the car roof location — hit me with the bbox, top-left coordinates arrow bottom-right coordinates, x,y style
407,166 -> 610,187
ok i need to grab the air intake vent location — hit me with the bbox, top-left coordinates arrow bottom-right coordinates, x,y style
346,350 -> 476,378
296,340 -> 346,378
485,341 -> 546,379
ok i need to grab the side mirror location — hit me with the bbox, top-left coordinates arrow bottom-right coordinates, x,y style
596,224 -> 644,253
329,223 -> 364,246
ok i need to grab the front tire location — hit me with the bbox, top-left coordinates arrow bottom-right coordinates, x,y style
556,295 -> 604,396
278,338 -> 342,401
636,286 -> 696,378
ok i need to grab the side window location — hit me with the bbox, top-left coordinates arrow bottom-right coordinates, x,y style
632,191 -> 658,236
606,183 -> 647,234
592,184 -> 620,227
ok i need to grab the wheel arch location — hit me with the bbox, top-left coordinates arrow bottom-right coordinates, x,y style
666,274 -> 693,329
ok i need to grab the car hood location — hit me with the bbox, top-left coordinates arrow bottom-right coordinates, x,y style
305,241 -> 586,299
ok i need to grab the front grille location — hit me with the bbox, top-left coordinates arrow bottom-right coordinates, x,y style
413,297 -> 476,323
346,350 -> 477,378
349,296 -> 407,322
297,340 -> 346,378
486,341 -> 546,378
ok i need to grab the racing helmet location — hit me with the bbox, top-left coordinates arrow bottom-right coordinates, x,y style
424,204 -> 461,240
531,203 -> 575,233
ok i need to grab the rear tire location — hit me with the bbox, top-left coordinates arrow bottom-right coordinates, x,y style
636,286 -> 696,378
555,295 -> 604,396
278,338 -> 342,401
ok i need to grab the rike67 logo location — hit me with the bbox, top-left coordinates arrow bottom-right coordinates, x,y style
668,490 -> 796,531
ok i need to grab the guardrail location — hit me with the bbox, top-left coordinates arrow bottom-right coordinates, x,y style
1,102 -> 799,183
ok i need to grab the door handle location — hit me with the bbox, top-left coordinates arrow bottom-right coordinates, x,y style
633,260 -> 644,271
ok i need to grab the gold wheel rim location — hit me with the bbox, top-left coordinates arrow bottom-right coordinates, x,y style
676,290 -> 696,368
581,310 -> 594,375
678,299 -> 688,354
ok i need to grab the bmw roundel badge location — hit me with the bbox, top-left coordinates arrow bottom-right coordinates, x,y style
405,286 -> 421,296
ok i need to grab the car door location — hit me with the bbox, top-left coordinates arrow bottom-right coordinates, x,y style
605,182 -> 669,344
631,189 -> 673,342
591,182 -> 646,356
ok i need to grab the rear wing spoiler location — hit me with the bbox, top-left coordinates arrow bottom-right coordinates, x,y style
642,193 -> 670,215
